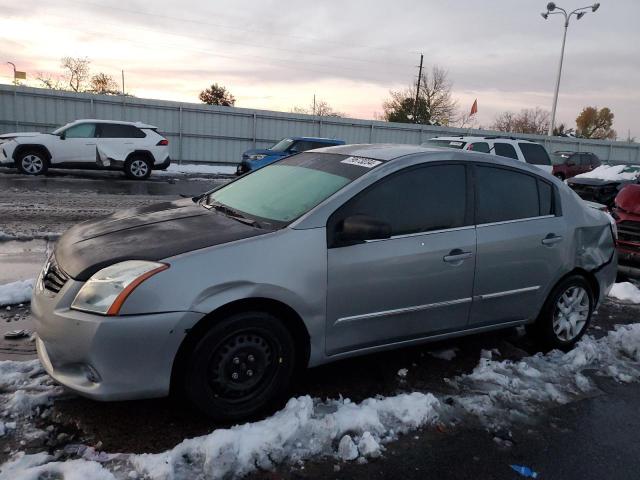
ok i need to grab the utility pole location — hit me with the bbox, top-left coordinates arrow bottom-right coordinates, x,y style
121,70 -> 125,95
313,94 -> 316,116
413,53 -> 424,124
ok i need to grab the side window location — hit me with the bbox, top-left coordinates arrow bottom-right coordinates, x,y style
590,154 -> 601,167
99,124 -> 145,138
476,166 -> 540,224
518,143 -> 551,165
579,154 -> 591,166
493,142 -> 518,160
334,164 -> 468,237
468,142 -> 490,153
311,142 -> 331,150
292,141 -> 314,152
64,123 -> 96,139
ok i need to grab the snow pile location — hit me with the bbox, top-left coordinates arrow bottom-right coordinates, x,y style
3,323 -> 640,479
157,163 -> 237,176
608,282 -> 640,304
0,279 -> 34,307
0,360 -> 62,417
574,164 -> 640,181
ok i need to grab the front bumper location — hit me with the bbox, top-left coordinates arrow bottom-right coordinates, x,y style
32,278 -> 202,401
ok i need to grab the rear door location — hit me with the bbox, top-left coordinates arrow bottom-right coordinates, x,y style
470,165 -> 567,327
326,163 -> 476,355
97,123 -> 144,162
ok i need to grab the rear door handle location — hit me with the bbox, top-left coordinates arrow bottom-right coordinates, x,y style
542,234 -> 563,246
443,249 -> 473,263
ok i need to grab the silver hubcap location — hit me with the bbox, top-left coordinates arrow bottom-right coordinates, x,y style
22,155 -> 44,174
130,160 -> 148,177
553,286 -> 590,342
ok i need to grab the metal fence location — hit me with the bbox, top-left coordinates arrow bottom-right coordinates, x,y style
1,84 -> 639,165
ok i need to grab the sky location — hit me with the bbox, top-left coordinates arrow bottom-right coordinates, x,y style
0,0 -> 638,139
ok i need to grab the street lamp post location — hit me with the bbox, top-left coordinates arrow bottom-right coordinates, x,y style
541,2 -> 600,136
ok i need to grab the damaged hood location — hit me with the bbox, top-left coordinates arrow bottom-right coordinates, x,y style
615,184 -> 640,215
55,199 -> 270,280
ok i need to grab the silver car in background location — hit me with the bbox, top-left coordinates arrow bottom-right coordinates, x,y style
32,144 -> 617,421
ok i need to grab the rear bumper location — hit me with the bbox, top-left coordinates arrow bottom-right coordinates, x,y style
594,250 -> 618,306
32,278 -> 202,401
153,156 -> 171,170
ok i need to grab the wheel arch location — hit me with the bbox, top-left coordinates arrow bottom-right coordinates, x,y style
126,150 -> 155,165
170,297 -> 311,394
552,267 -> 600,305
13,144 -> 52,163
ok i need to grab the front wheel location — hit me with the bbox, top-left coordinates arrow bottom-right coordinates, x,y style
124,156 -> 151,180
184,311 -> 296,421
17,150 -> 49,175
528,275 -> 594,351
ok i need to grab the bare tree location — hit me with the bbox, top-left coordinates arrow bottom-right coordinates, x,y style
61,57 -> 91,92
89,73 -> 120,95
36,72 -> 63,90
383,65 -> 457,125
292,99 -> 343,117
491,107 -> 550,135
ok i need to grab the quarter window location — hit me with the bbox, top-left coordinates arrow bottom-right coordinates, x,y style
493,142 -> 518,160
335,164 -> 468,237
63,123 -> 96,138
518,143 -> 551,166
476,166 -> 543,224
99,124 -> 145,138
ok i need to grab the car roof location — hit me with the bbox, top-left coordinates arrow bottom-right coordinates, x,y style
428,135 -> 537,144
290,136 -> 344,143
69,119 -> 158,129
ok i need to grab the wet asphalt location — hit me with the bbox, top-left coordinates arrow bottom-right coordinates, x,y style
0,166 -> 639,479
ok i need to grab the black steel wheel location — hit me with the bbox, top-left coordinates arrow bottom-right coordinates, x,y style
184,311 -> 296,421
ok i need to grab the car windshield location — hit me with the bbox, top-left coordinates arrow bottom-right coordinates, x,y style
51,123 -> 73,135
552,152 -> 572,165
204,152 -> 381,225
270,138 -> 295,152
425,139 -> 466,149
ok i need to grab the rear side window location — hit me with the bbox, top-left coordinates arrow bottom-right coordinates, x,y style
493,142 -> 518,160
468,142 -> 490,153
292,141 -> 316,152
99,124 -> 146,138
476,166 -> 540,224
590,154 -> 601,167
338,164 -> 468,236
518,143 -> 551,165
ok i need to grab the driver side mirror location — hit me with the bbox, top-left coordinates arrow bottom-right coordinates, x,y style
59,132 -> 66,140
334,214 -> 391,247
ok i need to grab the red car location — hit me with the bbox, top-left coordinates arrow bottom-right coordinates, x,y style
552,151 -> 601,180
613,184 -> 640,274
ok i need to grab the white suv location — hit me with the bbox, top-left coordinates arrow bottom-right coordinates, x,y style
0,119 -> 171,180
423,136 -> 553,174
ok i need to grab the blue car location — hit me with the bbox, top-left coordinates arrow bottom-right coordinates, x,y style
237,136 -> 345,175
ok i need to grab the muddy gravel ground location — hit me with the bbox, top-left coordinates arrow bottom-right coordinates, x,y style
1,166 -> 639,479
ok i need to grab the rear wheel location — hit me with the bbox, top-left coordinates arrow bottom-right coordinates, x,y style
17,150 -> 48,175
124,156 -> 151,180
527,275 -> 594,351
184,311 -> 296,421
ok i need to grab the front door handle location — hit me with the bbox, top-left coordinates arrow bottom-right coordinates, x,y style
542,234 -> 563,246
443,249 -> 473,263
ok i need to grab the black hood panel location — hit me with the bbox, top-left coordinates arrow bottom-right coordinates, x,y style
55,199 -> 267,280
567,178 -> 623,187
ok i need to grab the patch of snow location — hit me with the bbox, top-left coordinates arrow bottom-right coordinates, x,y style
574,164 -> 639,182
428,348 -> 458,361
157,163 -> 237,176
397,368 -> 408,377
608,282 -> 640,304
0,279 -> 34,307
358,431 -> 381,458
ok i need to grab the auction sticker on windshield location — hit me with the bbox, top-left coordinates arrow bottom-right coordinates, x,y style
340,157 -> 382,168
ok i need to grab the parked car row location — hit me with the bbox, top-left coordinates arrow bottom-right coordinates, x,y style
0,119 -> 171,180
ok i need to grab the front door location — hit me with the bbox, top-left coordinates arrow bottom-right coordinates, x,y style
53,122 -> 97,164
470,165 -> 568,326
326,163 -> 476,356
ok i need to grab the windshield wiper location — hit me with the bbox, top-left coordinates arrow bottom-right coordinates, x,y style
207,202 -> 261,228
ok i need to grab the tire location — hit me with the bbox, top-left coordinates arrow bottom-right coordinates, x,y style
183,311 -> 296,421
554,173 -> 565,181
124,156 -> 151,180
16,149 -> 49,175
527,275 -> 594,351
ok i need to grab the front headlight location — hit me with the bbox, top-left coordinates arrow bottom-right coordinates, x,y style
71,261 -> 168,316
249,154 -> 267,161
